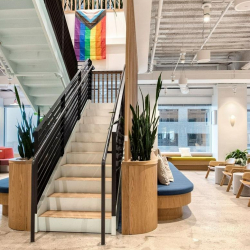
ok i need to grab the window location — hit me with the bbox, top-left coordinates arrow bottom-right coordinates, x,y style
159,109 -> 178,122
188,109 -> 209,122
187,134 -> 208,147
4,106 -> 36,154
247,110 -> 250,151
158,133 -> 178,146
158,105 -> 211,152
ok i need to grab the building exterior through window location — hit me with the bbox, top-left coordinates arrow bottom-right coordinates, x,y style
158,105 -> 211,152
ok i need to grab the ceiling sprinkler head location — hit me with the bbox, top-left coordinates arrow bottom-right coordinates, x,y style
164,88 -> 167,95
232,85 -> 237,95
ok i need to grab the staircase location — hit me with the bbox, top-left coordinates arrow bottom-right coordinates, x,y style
0,0 -> 76,114
38,102 -> 115,233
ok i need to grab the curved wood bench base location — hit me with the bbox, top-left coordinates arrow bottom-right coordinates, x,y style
2,205 -> 8,216
158,192 -> 191,221
158,207 -> 182,221
0,193 -> 8,216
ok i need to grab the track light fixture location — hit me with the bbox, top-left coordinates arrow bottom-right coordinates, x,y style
202,2 -> 212,23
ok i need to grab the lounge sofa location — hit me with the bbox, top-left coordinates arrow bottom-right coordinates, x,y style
163,152 -> 216,171
0,147 -> 14,173
0,178 -> 9,216
158,162 -> 194,220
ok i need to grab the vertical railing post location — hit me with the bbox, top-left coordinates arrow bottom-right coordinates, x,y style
78,72 -> 82,120
88,60 -> 93,100
112,131 -> 117,217
30,130 -> 39,243
60,95 -> 66,156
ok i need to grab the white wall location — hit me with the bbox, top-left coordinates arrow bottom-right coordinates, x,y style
211,86 -> 218,160
0,98 -> 4,146
65,11 -> 126,70
216,84 -> 248,160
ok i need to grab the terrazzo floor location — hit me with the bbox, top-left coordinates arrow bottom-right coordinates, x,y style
0,171 -> 250,250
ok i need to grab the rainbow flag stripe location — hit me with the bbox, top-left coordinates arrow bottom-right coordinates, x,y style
75,10 -> 106,61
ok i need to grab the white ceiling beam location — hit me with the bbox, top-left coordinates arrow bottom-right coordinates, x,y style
138,70 -> 250,84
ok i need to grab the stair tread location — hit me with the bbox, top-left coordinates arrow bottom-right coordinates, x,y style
56,177 -> 112,181
62,164 -> 111,167
67,152 -> 104,154
40,211 -> 111,219
49,193 -> 111,198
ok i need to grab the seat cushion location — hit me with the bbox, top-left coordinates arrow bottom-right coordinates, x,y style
167,157 -> 216,161
0,178 -> 9,193
158,162 -> 194,196
0,159 -> 9,166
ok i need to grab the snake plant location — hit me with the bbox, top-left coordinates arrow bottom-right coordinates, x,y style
129,73 -> 162,161
14,86 -> 41,159
225,149 -> 248,166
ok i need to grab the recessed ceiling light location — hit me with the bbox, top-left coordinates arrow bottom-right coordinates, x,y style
234,0 -> 250,11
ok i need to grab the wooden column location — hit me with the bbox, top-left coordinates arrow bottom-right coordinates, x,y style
8,159 -> 32,231
124,0 -> 138,161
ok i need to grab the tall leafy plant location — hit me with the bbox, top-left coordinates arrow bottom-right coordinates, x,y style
225,149 -> 248,166
129,74 -> 162,161
14,86 -> 40,159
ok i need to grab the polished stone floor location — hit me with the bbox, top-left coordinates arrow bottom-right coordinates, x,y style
0,171 -> 250,250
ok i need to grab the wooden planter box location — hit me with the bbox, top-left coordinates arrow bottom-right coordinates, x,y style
8,159 -> 32,231
122,157 -> 158,235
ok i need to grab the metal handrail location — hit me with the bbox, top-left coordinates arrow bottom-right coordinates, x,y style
101,66 -> 125,245
30,60 -> 93,243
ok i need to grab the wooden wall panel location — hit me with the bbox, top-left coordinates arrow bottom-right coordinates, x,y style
124,0 -> 138,161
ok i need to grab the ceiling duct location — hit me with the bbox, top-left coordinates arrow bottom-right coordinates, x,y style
234,0 -> 250,11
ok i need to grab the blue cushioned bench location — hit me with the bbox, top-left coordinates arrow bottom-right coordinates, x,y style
157,163 -> 194,221
0,178 -> 9,216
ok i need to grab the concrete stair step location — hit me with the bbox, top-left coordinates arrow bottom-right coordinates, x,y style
61,164 -> 111,178
47,193 -> 111,212
54,177 -> 112,193
66,152 -> 111,164
38,211 -> 111,233
71,142 -> 111,152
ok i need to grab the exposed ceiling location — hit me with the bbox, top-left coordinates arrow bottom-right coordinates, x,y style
149,0 -> 250,71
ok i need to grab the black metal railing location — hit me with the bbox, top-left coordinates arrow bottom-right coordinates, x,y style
44,0 -> 78,80
30,60 -> 93,242
101,67 -> 125,245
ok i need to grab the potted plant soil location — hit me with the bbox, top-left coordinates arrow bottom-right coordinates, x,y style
121,74 -> 162,235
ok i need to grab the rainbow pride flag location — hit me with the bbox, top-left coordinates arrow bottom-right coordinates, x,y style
74,10 -> 106,61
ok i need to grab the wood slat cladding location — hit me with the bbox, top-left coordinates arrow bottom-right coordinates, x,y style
122,159 -> 158,235
124,0 -> 138,161
8,159 -> 32,231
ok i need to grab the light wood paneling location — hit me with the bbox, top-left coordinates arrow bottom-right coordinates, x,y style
40,210 -> 111,219
158,193 -> 191,209
158,193 -> 191,221
8,159 -> 32,231
124,0 -> 138,161
2,205 -> 8,216
0,193 -> 8,205
158,208 -> 182,221
122,159 -> 158,235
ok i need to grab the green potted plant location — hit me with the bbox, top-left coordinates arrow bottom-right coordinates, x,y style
8,86 -> 42,231
122,74 -> 162,235
225,149 -> 248,166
